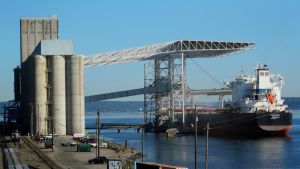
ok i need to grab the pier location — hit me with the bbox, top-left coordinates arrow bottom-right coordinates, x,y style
86,123 -> 144,130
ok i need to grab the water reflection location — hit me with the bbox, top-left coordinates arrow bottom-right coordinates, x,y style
88,110 -> 300,169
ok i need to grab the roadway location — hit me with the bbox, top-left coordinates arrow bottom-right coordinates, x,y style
33,135 -> 114,169
25,135 -> 138,169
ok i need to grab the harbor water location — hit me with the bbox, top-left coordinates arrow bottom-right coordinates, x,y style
86,110 -> 300,169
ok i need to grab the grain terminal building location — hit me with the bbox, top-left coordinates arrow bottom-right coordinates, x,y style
6,16 -> 254,136
15,16 -> 85,135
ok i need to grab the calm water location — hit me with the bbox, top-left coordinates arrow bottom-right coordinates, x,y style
86,110 -> 300,169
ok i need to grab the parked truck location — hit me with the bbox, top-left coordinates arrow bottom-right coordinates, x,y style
11,130 -> 20,142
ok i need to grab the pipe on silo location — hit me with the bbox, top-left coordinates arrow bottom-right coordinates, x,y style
50,55 -> 66,135
66,55 -> 85,134
34,55 -> 47,135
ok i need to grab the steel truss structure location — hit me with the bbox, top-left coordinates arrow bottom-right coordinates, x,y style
84,40 -> 255,129
144,56 -> 187,129
84,40 -> 255,67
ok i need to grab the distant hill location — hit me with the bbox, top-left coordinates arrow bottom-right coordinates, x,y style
85,97 -> 300,113
85,100 -> 144,114
284,97 -> 300,110
85,97 -> 300,114
1,97 -> 299,116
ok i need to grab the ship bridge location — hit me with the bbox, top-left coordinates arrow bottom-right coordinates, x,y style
84,40 -> 255,125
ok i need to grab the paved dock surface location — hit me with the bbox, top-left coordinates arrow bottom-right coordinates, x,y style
1,135 -> 137,169
41,135 -> 114,169
27,135 -> 135,169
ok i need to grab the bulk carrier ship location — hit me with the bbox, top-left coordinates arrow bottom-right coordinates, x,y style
149,64 -> 292,136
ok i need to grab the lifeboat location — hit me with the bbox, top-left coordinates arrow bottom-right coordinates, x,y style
267,93 -> 276,104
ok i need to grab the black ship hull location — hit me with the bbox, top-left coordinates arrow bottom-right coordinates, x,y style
146,111 -> 292,137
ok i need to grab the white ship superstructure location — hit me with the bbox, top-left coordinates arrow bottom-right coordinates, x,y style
229,64 -> 288,113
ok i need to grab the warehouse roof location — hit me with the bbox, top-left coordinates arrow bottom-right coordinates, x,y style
84,40 -> 255,67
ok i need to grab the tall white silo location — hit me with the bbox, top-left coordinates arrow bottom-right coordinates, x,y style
66,55 -> 85,134
50,55 -> 66,135
34,55 -> 47,134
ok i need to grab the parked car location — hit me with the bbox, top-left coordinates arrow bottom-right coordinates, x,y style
88,156 -> 108,164
49,133 -> 60,137
73,133 -> 85,140
42,135 -> 56,142
100,142 -> 108,148
45,140 -> 54,148
61,140 -> 77,147
80,137 -> 89,143
88,142 -> 96,148
85,138 -> 96,143
40,136 -> 47,142
88,142 -> 108,148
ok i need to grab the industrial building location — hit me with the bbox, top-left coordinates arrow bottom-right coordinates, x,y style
5,15 -> 255,135
12,16 -> 85,135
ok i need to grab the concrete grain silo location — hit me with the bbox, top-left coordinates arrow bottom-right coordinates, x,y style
24,38 -> 85,136
66,55 -> 85,134
18,16 -> 86,135
34,55 -> 47,134
50,55 -> 66,135
19,17 -> 58,134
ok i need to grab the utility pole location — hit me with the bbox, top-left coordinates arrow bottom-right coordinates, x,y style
37,104 -> 40,134
30,103 -> 34,137
51,116 -> 54,151
47,114 -> 55,151
194,106 -> 198,169
51,108 -> 59,152
95,111 -> 98,158
205,122 -> 209,169
141,124 -> 144,162
97,108 -> 100,158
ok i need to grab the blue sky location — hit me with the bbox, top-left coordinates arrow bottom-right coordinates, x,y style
0,0 -> 299,101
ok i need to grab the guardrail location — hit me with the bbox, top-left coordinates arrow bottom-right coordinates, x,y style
86,123 -> 144,129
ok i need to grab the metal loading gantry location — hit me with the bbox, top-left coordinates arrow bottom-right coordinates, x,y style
143,53 -> 233,130
143,54 -> 186,129
84,40 -> 255,131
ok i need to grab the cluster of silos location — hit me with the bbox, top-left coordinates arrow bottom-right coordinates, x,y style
33,54 -> 85,135
18,17 -> 85,136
